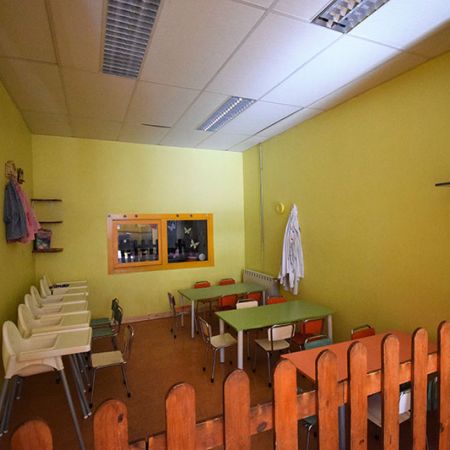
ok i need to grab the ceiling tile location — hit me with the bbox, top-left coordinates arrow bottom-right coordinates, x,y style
197,131 -> 250,150
126,81 -> 199,126
263,36 -> 400,107
139,0 -> 264,89
0,59 -> 67,113
350,0 -> 450,51
273,0 -> 332,21
208,13 -> 339,98
22,111 -> 72,136
49,0 -> 103,72
160,129 -> 210,148
407,21 -> 450,58
228,135 -> 264,152
310,51 -> 426,111
175,91 -> 228,130
118,123 -> 169,145
71,117 -> 121,141
62,69 -> 135,122
0,0 -> 56,63
256,108 -> 322,138
220,101 -> 299,135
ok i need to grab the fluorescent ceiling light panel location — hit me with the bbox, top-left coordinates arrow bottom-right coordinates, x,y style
312,0 -> 390,33
102,0 -> 161,78
197,96 -> 256,132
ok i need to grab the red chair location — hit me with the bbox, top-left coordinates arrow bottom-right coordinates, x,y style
247,291 -> 262,303
194,281 -> 211,289
218,278 -> 236,286
351,324 -> 375,340
266,296 -> 286,305
292,318 -> 325,349
217,294 -> 238,311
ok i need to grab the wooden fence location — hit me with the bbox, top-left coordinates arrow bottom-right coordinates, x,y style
10,321 -> 450,450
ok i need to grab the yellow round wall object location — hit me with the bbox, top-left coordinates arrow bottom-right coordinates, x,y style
275,202 -> 285,214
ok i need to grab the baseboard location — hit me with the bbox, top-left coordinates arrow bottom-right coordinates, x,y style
123,306 -> 190,324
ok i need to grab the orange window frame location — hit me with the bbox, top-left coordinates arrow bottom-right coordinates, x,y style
107,213 -> 214,274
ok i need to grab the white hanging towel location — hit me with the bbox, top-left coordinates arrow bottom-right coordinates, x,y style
278,204 -> 304,295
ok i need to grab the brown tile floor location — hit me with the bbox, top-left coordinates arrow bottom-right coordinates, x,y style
2,317 -> 440,449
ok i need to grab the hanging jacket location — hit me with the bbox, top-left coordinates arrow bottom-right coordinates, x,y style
14,181 -> 40,243
278,204 -> 304,295
3,179 -> 28,242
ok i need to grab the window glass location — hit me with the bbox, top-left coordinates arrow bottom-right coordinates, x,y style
167,220 -> 208,263
116,222 -> 159,264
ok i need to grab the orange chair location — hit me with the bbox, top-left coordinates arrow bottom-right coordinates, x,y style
351,324 -> 375,340
266,296 -> 286,305
194,281 -> 211,289
292,318 -> 325,349
217,294 -> 238,311
247,291 -> 262,303
218,278 -> 236,286
194,280 -> 214,319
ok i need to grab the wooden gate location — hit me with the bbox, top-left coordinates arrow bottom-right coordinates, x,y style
11,322 -> 450,450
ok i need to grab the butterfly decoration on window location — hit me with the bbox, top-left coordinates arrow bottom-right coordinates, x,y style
168,221 -> 176,232
184,227 -> 192,235
190,239 -> 199,250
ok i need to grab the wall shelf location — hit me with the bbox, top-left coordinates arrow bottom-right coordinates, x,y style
33,248 -> 63,253
39,221 -> 63,224
435,182 -> 450,187
31,198 -> 62,202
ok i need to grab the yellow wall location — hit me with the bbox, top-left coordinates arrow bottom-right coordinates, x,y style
0,81 -> 35,324
243,51 -> 450,341
32,136 -> 245,318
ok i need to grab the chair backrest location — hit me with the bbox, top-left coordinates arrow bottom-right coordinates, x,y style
218,278 -> 235,286
304,334 -> 332,349
40,278 -> 52,297
122,325 -> 135,362
111,298 -> 119,314
194,281 -> 211,288
167,293 -> 176,316
24,293 -> 42,317
2,321 -> 23,372
236,299 -> 258,309
198,317 -> 212,345
399,389 -> 411,415
301,318 -> 325,335
18,304 -> 37,338
219,294 -> 237,308
267,296 -> 286,305
112,305 -> 123,331
30,286 -> 44,306
268,323 -> 295,343
247,291 -> 262,302
351,324 -> 376,340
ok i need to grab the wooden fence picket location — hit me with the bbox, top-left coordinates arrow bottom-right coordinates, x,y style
412,328 -> 428,450
11,419 -> 53,450
382,334 -> 400,450
316,349 -> 339,450
273,359 -> 298,450
94,399 -> 130,450
166,383 -> 196,450
348,341 -> 368,450
438,321 -> 450,450
224,369 -> 251,450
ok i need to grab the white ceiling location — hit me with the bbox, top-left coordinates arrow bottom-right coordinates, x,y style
0,0 -> 449,152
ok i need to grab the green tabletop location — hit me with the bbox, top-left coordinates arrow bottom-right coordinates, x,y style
216,300 -> 333,331
178,282 -> 264,302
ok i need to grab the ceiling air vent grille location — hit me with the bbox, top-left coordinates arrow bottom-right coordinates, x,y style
102,0 -> 161,78
312,0 -> 390,33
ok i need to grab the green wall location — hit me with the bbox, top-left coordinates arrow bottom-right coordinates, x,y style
32,136 -> 245,318
0,82 -> 35,325
243,51 -> 450,341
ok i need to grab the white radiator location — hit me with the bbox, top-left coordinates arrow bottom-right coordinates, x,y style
242,268 -> 280,298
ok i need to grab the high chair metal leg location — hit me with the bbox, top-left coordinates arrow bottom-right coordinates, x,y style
0,378 -> 15,434
59,369 -> 86,450
0,378 -> 10,435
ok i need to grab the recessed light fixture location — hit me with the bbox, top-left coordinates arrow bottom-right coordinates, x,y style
197,96 -> 256,132
102,0 -> 161,78
312,0 -> 390,33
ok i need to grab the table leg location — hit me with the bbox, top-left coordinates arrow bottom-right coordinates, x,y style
327,314 -> 333,342
338,404 -> 346,450
219,319 -> 225,363
190,299 -> 195,339
237,330 -> 244,369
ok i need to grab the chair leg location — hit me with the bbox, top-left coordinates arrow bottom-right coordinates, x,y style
305,423 -> 314,450
112,335 -> 118,350
59,369 -> 86,450
211,349 -> 218,383
252,343 -> 258,372
120,365 -> 131,397
15,377 -> 23,400
89,369 -> 97,408
0,377 -> 16,434
266,352 -> 272,387
0,378 -> 10,437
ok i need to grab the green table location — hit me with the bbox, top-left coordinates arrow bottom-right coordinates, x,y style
216,300 -> 334,369
178,282 -> 265,338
